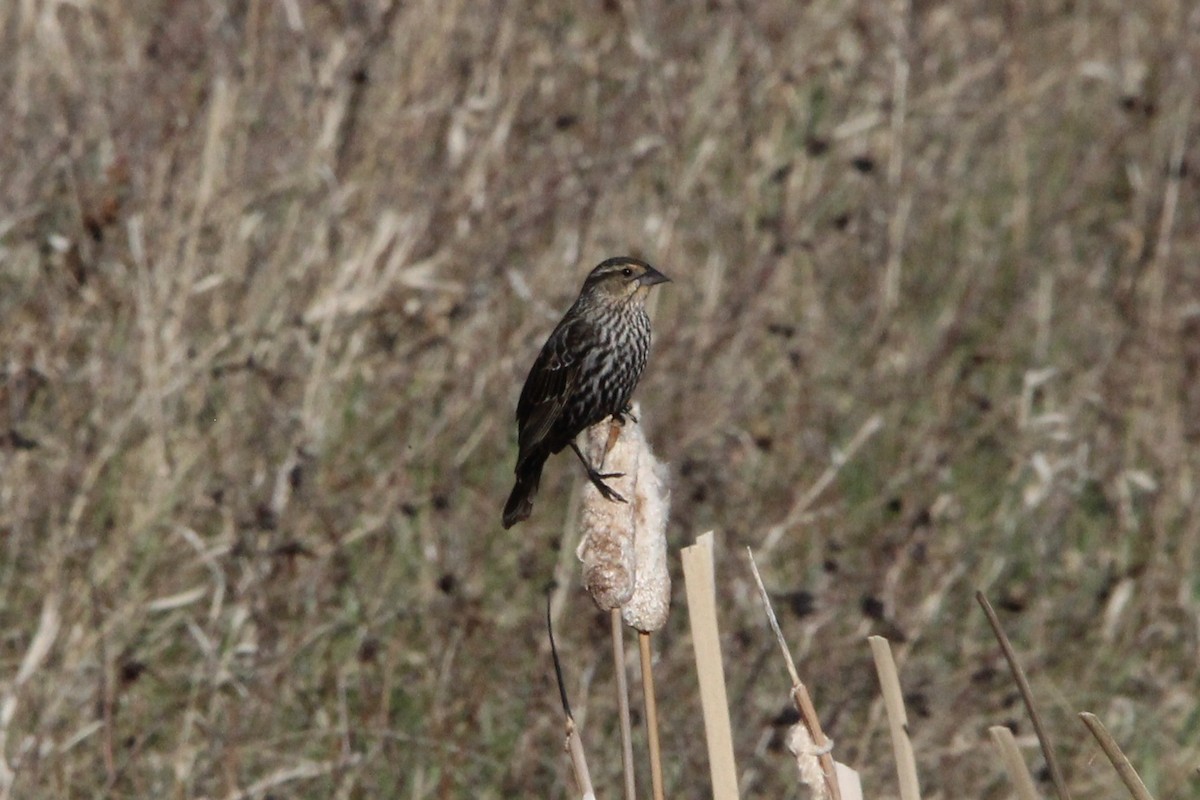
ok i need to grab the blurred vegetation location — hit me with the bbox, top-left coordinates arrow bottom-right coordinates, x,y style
1,1 -> 1198,797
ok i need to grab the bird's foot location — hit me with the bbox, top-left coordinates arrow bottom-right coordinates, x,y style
587,468 -> 627,504
569,440 -> 628,503
614,404 -> 639,425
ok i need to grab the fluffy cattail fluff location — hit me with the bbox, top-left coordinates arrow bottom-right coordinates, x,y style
787,724 -> 831,800
575,403 -> 671,627
622,433 -> 670,632
576,417 -> 639,610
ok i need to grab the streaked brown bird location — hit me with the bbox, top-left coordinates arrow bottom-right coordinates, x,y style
502,257 -> 670,528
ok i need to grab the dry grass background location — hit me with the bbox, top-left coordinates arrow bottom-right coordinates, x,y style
1,0 -> 1199,797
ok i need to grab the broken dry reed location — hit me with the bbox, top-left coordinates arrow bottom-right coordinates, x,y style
831,764 -> 865,800
548,598 -> 595,800
681,532 -> 739,800
988,725 -> 1040,800
1078,713 -> 1155,800
976,591 -> 1072,800
868,636 -> 922,800
566,717 -> 598,800
746,548 -> 841,800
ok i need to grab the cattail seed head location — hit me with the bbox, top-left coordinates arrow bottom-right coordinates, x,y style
576,403 -> 671,628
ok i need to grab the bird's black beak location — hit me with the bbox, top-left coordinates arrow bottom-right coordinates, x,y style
638,266 -> 670,286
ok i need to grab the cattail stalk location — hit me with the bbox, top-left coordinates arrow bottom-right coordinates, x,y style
577,402 -> 672,800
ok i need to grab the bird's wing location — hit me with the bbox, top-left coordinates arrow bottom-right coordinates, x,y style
516,317 -> 589,456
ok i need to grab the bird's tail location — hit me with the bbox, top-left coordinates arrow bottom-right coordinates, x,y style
502,459 -> 544,529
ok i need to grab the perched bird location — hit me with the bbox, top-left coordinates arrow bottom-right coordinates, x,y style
502,257 -> 670,528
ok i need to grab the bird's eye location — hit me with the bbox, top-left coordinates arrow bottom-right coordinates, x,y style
622,267 -> 633,277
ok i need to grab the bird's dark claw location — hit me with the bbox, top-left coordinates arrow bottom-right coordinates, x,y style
588,471 -> 628,504
570,441 -> 628,504
614,404 -> 639,425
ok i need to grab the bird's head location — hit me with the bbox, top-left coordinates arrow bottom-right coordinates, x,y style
580,257 -> 670,303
